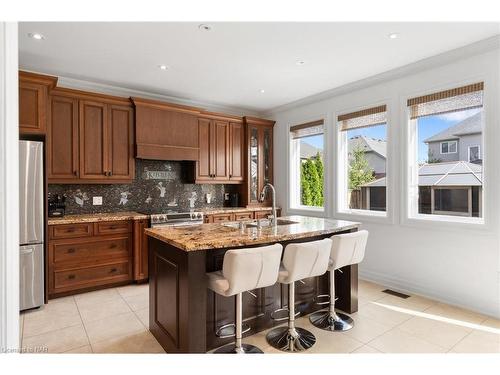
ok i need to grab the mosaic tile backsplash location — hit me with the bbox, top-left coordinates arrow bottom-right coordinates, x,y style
48,160 -> 238,215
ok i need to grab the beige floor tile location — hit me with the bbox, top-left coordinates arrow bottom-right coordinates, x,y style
23,299 -> 81,338
134,308 -> 149,328
356,301 -> 414,328
307,329 -> 364,353
341,316 -> 393,344
398,316 -> 472,349
74,288 -> 123,308
450,330 -> 500,353
369,327 -> 447,353
63,345 -> 93,353
91,331 -> 164,353
375,294 -> 436,312
22,324 -> 89,354
84,311 -> 146,344
117,283 -> 149,298
77,297 -> 132,324
351,344 -> 382,353
122,292 -> 149,311
424,303 -> 489,325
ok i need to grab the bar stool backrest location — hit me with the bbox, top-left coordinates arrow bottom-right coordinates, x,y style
222,244 -> 283,296
329,230 -> 369,270
281,238 -> 332,283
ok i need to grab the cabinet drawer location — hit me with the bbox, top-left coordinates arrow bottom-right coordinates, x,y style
234,212 -> 254,221
254,210 -> 272,220
52,236 -> 131,264
54,261 -> 131,289
212,213 -> 234,223
94,221 -> 132,235
51,223 -> 93,239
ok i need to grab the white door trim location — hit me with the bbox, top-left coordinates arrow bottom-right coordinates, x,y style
0,22 -> 19,353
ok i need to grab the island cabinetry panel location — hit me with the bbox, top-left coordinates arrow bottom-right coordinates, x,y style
48,88 -> 135,183
48,220 -> 134,298
132,97 -> 200,161
19,71 -> 58,135
204,209 -> 280,223
133,219 -> 149,282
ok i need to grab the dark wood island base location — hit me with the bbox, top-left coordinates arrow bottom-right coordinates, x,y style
147,217 -> 360,353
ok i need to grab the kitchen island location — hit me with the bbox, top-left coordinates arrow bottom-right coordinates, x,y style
145,215 -> 360,353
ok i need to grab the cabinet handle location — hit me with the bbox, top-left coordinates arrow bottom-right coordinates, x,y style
229,174 -> 232,178
67,248 -> 76,253
73,171 -> 77,176
109,171 -> 113,177
66,228 -> 75,233
68,274 -> 75,280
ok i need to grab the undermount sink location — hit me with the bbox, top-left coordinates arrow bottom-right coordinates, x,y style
221,218 -> 299,229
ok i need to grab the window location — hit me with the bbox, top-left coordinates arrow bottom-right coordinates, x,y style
468,145 -> 480,162
440,141 -> 457,154
408,82 -> 484,221
337,105 -> 387,214
289,120 -> 324,209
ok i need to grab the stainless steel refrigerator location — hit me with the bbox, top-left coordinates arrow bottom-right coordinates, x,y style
19,140 -> 44,311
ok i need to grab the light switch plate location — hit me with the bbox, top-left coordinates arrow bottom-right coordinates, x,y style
224,193 -> 230,200
93,196 -> 103,205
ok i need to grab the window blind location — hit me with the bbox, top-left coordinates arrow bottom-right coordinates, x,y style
290,119 -> 324,139
338,105 -> 387,131
407,82 -> 484,120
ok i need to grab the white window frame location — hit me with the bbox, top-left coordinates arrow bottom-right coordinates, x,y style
440,140 -> 458,154
335,102 -> 390,222
468,145 -> 481,162
403,80 -> 487,229
287,117 -> 327,215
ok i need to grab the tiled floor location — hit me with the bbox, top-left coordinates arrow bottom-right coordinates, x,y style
20,280 -> 500,354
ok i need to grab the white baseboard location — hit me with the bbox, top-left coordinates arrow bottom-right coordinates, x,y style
359,268 -> 500,319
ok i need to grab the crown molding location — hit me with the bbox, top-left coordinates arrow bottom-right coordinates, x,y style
18,68 -> 263,117
265,35 -> 500,116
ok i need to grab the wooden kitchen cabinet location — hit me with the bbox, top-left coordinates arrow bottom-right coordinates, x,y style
196,112 -> 244,184
240,117 -> 275,207
133,219 -> 149,282
48,88 -> 134,183
19,71 -> 58,135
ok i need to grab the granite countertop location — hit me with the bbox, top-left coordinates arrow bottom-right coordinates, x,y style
47,211 -> 149,225
145,215 -> 360,251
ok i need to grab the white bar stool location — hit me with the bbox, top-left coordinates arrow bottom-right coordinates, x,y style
266,238 -> 332,352
309,230 -> 369,331
207,244 -> 283,354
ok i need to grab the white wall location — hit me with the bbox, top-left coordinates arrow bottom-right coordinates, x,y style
270,47 -> 500,317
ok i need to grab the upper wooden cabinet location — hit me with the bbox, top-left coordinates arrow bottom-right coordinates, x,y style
195,112 -> 244,184
240,116 -> 275,206
48,88 -> 134,183
132,97 -> 200,161
19,71 -> 58,135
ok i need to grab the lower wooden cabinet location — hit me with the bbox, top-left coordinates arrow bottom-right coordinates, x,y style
133,219 -> 149,282
48,220 -> 138,298
204,209 -> 281,223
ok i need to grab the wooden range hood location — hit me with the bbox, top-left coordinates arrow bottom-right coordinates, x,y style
132,97 -> 202,161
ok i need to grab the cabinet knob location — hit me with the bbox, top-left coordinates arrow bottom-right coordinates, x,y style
110,268 -> 117,273
67,248 -> 76,253
73,171 -> 77,176
68,274 -> 75,280
109,243 -> 117,249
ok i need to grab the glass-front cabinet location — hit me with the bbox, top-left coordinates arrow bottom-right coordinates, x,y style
242,117 -> 275,206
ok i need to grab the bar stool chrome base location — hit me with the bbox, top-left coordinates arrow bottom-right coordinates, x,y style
214,343 -> 263,354
309,310 -> 354,331
266,326 -> 316,352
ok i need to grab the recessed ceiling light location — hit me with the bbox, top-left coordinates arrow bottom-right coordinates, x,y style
28,33 -> 45,40
388,33 -> 399,39
158,65 -> 169,70
198,24 -> 212,31
259,89 -> 265,94
296,60 -> 306,66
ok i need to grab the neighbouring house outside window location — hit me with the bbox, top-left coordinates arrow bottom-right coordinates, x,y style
289,120 -> 325,209
407,82 -> 484,219
338,105 -> 387,213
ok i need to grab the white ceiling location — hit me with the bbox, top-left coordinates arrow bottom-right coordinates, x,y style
19,22 -> 500,113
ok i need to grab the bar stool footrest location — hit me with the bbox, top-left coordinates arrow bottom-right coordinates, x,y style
215,323 -> 251,338
270,308 -> 300,322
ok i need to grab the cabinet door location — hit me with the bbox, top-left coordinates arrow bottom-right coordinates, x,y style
196,118 -> 212,181
260,126 -> 274,204
47,96 -> 79,180
107,105 -> 134,180
79,101 -> 107,179
213,120 -> 230,180
229,122 -> 244,182
19,81 -> 47,135
133,219 -> 148,281
248,126 -> 260,203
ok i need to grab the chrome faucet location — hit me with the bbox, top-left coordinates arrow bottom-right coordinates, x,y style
259,183 -> 277,226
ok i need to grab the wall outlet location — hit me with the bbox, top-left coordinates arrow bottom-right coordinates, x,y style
224,193 -> 230,201
93,196 -> 103,205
